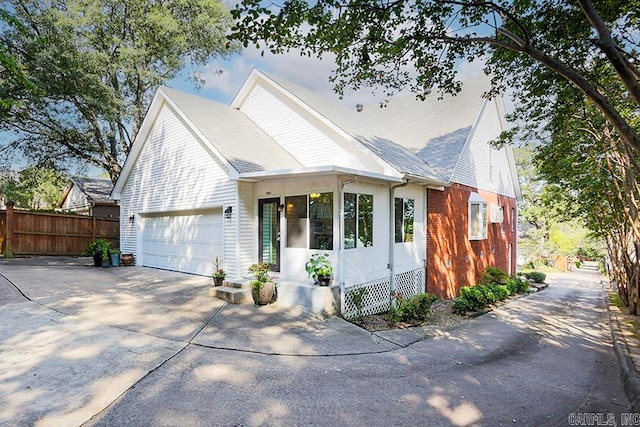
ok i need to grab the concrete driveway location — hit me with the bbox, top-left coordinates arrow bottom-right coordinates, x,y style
0,259 -> 632,426
0,258 -> 398,426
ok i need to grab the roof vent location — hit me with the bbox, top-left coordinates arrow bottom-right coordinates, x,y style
356,103 -> 363,112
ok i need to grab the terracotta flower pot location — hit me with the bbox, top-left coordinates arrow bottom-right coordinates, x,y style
121,254 -> 134,266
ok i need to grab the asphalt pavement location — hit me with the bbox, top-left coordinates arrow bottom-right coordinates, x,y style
0,258 -> 633,426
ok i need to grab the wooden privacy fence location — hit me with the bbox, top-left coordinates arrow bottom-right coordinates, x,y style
0,202 -> 119,258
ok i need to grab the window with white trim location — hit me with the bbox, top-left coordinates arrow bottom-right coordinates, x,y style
468,193 -> 488,240
394,197 -> 414,243
285,192 -> 333,250
344,193 -> 373,249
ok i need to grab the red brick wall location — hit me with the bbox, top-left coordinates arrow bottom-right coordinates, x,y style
426,183 -> 517,299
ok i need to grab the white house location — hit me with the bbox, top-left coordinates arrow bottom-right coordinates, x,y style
59,178 -> 119,218
112,69 -> 520,317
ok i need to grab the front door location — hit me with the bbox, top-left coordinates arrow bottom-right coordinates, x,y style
258,198 -> 280,272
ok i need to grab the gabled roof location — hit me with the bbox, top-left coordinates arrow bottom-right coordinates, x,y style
160,87 -> 302,174
258,71 -> 493,184
357,75 -> 491,181
63,178 -> 114,204
114,70 -> 517,198
113,85 -> 303,198
257,71 -> 446,182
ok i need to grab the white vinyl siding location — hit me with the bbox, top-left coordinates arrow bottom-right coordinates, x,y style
60,186 -> 89,213
120,102 -> 239,276
240,84 -> 370,170
237,181 -> 255,277
452,99 -> 516,198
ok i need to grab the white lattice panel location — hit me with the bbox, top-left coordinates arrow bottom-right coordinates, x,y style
341,268 -> 426,319
396,268 -> 425,299
342,277 -> 390,319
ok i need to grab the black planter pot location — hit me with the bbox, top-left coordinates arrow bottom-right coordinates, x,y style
316,275 -> 331,286
93,253 -> 101,267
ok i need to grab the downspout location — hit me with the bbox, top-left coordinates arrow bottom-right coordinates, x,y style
339,176 -> 357,315
389,179 -> 408,308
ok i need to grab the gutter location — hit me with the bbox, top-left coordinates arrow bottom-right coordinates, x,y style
338,176 -> 358,316
389,179 -> 408,308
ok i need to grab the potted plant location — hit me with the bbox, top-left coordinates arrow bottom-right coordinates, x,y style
248,262 -> 275,305
110,248 -> 121,267
100,242 -> 111,268
86,239 -> 111,267
305,253 -> 333,286
212,257 -> 226,286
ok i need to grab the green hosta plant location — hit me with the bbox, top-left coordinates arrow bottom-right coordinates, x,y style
305,253 -> 333,281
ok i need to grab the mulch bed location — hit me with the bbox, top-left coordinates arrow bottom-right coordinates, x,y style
347,299 -> 471,332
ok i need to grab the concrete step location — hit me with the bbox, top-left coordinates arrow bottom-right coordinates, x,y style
210,285 -> 251,304
224,280 -> 250,290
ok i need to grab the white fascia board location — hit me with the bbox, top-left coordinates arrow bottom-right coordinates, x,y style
495,97 -> 523,202
159,88 -> 239,180
230,68 -> 261,109
112,89 -> 240,200
449,98 -> 488,183
237,165 -> 405,183
111,89 -> 165,200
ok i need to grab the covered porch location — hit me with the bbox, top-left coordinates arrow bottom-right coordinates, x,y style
224,166 -> 439,317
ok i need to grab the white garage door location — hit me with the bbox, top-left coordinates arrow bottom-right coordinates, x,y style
140,209 -> 223,276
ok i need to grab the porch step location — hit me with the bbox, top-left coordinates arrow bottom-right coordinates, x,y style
209,285 -> 251,304
276,281 -> 340,317
209,279 -> 340,315
210,280 -> 251,304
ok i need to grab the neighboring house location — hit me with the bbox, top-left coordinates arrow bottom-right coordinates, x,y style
59,178 -> 120,218
112,69 -> 521,315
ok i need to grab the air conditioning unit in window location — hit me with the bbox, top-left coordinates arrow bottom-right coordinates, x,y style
491,204 -> 504,223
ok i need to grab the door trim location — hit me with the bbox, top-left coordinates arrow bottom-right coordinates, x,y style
258,198 -> 281,272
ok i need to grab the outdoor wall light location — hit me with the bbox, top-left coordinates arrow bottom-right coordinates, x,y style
128,215 -> 135,224
224,206 -> 232,218
278,204 -> 285,212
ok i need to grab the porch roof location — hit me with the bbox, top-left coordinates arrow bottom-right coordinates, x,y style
237,165 -> 448,187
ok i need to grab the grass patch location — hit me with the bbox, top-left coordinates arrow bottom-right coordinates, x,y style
608,291 -> 627,310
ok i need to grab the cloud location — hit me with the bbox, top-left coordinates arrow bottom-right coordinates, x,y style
456,57 -> 488,80
187,46 -> 492,108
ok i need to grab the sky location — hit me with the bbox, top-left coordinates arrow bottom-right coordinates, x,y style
2,44 -> 489,179
166,45 -> 489,111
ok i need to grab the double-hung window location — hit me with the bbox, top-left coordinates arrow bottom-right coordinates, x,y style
344,193 -> 373,249
468,193 -> 488,240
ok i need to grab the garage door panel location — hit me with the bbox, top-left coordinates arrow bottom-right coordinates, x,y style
140,210 -> 223,276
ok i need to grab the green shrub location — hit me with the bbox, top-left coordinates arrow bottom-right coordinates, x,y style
460,286 -> 487,308
492,284 -> 510,300
598,259 -> 607,275
524,271 -> 546,283
387,292 -> 439,324
480,266 -> 509,285
452,283 -> 511,314
506,276 -> 529,294
524,261 -> 536,269
452,297 -> 476,314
